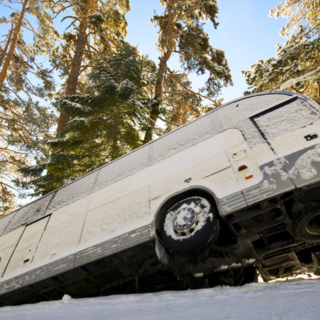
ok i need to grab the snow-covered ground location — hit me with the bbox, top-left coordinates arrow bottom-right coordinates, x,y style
0,279 -> 319,320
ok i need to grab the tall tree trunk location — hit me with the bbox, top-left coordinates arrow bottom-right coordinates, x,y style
111,114 -> 119,160
46,0 -> 93,194
143,0 -> 173,143
55,0 -> 93,138
0,25 -> 14,69
0,0 -> 28,84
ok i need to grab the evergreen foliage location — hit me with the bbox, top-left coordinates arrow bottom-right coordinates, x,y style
160,71 -> 223,134
52,0 -> 130,137
161,72 -> 201,132
20,44 -> 156,195
144,0 -> 232,142
242,0 -> 320,103
1,1 -> 234,213
0,0 -> 58,214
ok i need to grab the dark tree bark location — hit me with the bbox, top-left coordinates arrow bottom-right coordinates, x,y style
56,0 -> 93,138
0,0 -> 28,84
143,0 -> 173,143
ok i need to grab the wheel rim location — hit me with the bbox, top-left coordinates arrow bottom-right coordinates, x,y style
164,198 -> 213,240
306,214 -> 320,235
173,206 -> 200,236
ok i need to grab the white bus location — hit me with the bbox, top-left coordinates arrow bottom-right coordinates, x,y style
1,91 -> 320,305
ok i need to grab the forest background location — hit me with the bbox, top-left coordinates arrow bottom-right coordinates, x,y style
1,0 -> 318,215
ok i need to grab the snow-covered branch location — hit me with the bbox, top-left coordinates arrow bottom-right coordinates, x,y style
281,67 -> 320,90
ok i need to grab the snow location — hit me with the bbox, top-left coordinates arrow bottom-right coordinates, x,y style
1,279 -> 320,319
281,67 -> 320,90
261,143 -> 320,190
289,144 -> 320,180
237,119 -> 266,148
254,99 -> 319,141
62,294 -> 72,303
94,144 -> 150,191
193,273 -> 204,278
47,171 -> 98,213
262,158 -> 289,191
264,158 -> 289,181
216,93 -> 295,147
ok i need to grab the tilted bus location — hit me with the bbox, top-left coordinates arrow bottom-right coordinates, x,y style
1,91 -> 320,306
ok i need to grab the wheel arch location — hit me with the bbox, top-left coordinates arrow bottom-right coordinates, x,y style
152,186 -> 220,237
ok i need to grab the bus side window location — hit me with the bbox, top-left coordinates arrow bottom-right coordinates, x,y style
251,99 -> 320,143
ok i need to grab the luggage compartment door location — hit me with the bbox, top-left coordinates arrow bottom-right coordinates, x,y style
0,226 -> 25,278
4,217 -> 49,277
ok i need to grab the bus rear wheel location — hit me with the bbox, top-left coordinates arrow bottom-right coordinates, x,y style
159,196 -> 220,257
293,208 -> 320,242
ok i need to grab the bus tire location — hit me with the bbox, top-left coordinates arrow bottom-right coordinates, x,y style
235,266 -> 258,286
159,196 -> 220,257
293,208 -> 320,242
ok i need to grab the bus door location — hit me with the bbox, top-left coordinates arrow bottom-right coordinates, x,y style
251,97 -> 320,188
223,129 -> 265,206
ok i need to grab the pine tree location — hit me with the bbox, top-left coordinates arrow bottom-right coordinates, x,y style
21,43 -> 156,195
51,0 -> 130,138
0,0 -> 58,214
160,71 -> 223,133
144,0 -> 232,142
161,72 -> 201,132
0,0 -> 58,86
242,1 -> 320,103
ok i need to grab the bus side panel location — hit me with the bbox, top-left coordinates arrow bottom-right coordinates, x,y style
251,143 -> 275,167
270,122 -> 320,157
0,214 -> 14,239
283,144 -> 320,188
32,213 -> 86,265
270,122 -> 320,189
80,186 -> 150,246
87,167 -> 151,215
0,226 -> 25,277
46,196 -> 91,230
152,113 -> 221,165
149,152 -> 230,201
149,129 -> 252,218
93,145 -> 151,192
204,168 -> 248,212
149,132 -> 231,197
46,171 -> 98,214
4,218 -> 49,277
149,166 -> 248,219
